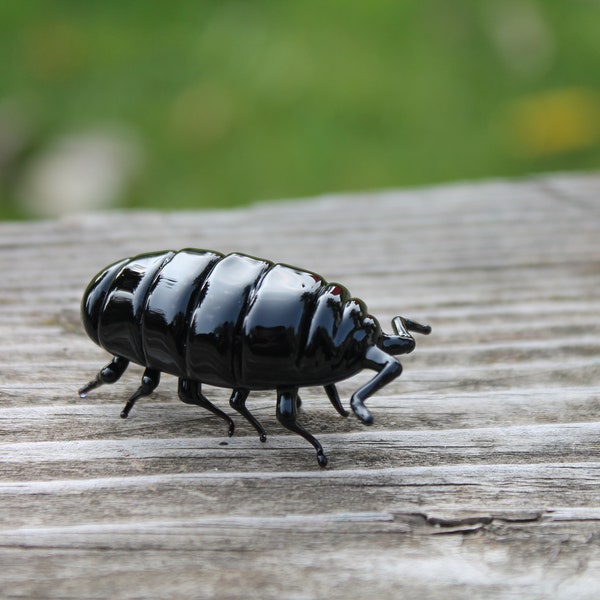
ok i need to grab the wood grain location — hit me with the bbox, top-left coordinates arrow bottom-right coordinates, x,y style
1,173 -> 600,599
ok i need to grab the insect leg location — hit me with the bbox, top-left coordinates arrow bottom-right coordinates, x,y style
229,388 -> 267,442
178,379 -> 235,437
78,356 -> 129,398
276,386 -> 328,468
324,384 -> 349,417
120,368 -> 161,418
350,346 -> 403,425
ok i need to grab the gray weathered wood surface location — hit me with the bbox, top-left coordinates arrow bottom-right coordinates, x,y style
1,173 -> 599,599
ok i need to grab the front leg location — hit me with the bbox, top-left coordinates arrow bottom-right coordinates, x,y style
324,384 -> 349,417
350,345 -> 403,424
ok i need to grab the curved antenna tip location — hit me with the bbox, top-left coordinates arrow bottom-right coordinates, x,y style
393,316 -> 431,336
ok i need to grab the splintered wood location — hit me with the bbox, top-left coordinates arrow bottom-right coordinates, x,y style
1,173 -> 599,599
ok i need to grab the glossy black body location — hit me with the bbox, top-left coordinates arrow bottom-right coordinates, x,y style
83,249 -> 375,389
80,248 -> 430,466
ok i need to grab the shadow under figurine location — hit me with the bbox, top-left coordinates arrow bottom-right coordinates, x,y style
79,249 -> 431,467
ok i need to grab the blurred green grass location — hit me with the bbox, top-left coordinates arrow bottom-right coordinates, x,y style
1,0 -> 599,218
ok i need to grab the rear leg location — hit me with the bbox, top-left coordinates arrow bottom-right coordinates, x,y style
120,368 -> 161,418
229,388 -> 267,442
276,386 -> 328,468
178,379 -> 235,437
78,355 -> 129,398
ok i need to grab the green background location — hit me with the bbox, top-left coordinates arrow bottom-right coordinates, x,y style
1,0 -> 599,219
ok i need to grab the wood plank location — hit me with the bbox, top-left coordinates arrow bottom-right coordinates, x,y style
1,172 -> 600,599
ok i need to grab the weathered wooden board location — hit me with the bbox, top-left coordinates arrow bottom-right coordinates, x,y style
1,173 -> 600,599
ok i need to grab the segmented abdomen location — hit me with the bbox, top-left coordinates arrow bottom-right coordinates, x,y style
81,249 -> 367,388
